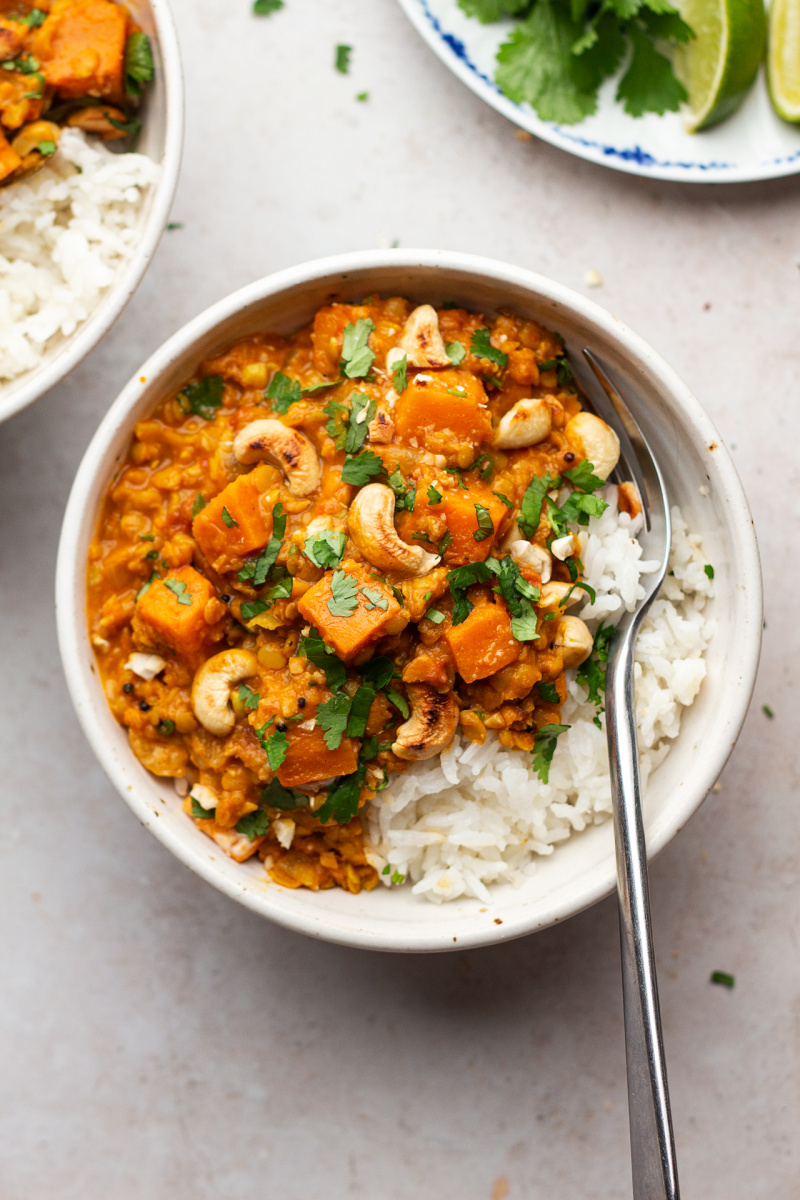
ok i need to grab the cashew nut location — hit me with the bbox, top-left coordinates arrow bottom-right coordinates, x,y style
538,581 -> 583,611
392,684 -> 459,761
368,407 -> 395,444
564,413 -> 620,480
191,649 -> 259,737
124,652 -> 166,681
554,615 -> 594,668
397,305 -> 450,368
494,396 -> 559,449
508,540 -> 552,583
233,420 -> 321,497
550,535 -> 576,562
348,483 -> 441,577
272,817 -> 296,849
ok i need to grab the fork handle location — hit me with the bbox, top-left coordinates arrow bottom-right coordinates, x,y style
606,629 -> 680,1200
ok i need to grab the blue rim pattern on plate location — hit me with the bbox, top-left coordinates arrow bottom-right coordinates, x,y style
403,0 -> 800,183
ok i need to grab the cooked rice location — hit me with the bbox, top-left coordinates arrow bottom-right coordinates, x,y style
368,493 -> 714,904
0,128 -> 159,381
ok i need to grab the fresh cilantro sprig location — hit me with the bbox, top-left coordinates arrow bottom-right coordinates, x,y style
576,622 -> 613,727
341,318 -> 375,378
315,764 -> 366,824
341,450 -> 385,485
470,327 -> 509,368
328,569 -> 359,617
177,376 -> 224,420
238,503 -> 286,586
298,632 -> 347,692
304,529 -> 346,569
532,723 -> 571,784
125,31 -> 154,98
392,353 -> 408,393
266,371 -> 302,414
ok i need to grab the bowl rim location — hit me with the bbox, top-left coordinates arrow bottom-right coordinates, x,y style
0,0 -> 185,426
55,249 -> 763,952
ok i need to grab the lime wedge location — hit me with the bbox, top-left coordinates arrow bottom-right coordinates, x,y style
768,0 -> 800,120
674,0 -> 767,131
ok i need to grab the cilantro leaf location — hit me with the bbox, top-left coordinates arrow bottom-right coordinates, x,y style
221,506 -> 238,529
537,680 -> 561,704
324,398 -> 350,448
359,656 -> 397,691
341,318 -> 375,378
259,727 -> 289,770
341,450 -> 385,485
335,43 -> 352,74
252,503 -> 286,586
576,622 -> 613,726
427,484 -> 443,505
315,765 -> 366,824
519,473 -> 557,539
457,0 -> 530,19
125,32 -> 154,97
360,585 -> 388,611
438,529 -> 453,556
19,9 -> 47,26
241,599 -> 268,622
562,459 -> 605,492
489,554 -> 540,641
704,564 -> 714,580
177,376 -> 224,421
385,689 -> 410,719
557,489 -> 609,528
346,686 -> 377,737
297,632 -> 347,692
157,719 -> 176,736
191,494 -> 207,518
164,578 -> 193,606
447,561 -> 495,625
316,692 -> 353,749
495,1 -> 598,124
191,796 -> 215,819
261,778 -> 305,809
470,327 -> 509,368
473,503 -> 495,542
304,529 -> 346,569
387,468 -> 415,512
493,491 -> 513,508
235,808 -> 270,841
328,569 -> 359,617
266,371 -> 302,414
254,0 -> 283,12
345,392 -> 377,454
392,353 -> 408,393
446,340 -> 467,365
238,684 -> 261,711
136,571 -> 158,602
532,723 -> 571,784
616,23 -> 687,116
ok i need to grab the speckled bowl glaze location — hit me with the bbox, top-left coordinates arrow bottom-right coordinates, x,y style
55,250 -> 762,952
0,0 -> 184,425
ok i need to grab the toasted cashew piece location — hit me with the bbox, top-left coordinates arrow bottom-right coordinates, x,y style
124,652 -> 166,681
392,684 -> 459,761
564,412 -> 620,480
368,407 -> 395,444
348,483 -> 440,577
508,540 -> 552,583
554,616 -> 594,667
550,535 -> 576,562
538,581 -> 583,611
494,396 -> 560,449
191,649 -> 259,737
272,817 -> 296,849
233,420 -> 321,497
397,305 -> 450,368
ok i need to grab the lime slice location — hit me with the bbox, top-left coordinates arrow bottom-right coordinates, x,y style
768,0 -> 800,120
674,0 -> 767,131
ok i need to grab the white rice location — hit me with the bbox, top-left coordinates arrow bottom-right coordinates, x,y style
0,128 -> 159,381
368,492 -> 715,904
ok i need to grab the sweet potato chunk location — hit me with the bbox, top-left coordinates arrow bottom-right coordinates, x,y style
32,0 -> 128,101
395,369 -> 493,452
440,483 -> 508,565
311,303 -> 375,376
136,565 -> 217,661
192,464 -> 274,573
0,127 -> 21,182
297,560 -> 401,663
277,724 -> 358,788
444,602 -> 521,684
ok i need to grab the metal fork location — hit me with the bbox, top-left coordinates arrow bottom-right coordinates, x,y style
581,349 -> 679,1200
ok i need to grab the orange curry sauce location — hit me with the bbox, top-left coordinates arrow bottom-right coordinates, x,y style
87,297 -> 611,894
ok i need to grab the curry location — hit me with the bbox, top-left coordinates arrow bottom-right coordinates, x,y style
0,0 -> 153,187
87,297 -> 630,894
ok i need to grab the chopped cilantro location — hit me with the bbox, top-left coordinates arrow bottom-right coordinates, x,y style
346,685 -> 377,737
710,971 -> 735,988
359,656 -> 397,691
447,386 -> 469,398
124,31 -> 154,98
385,689 -> 410,719
266,371 -> 302,414
391,870 -> 405,884
447,561 -> 495,625
164,578 -> 193,606
489,554 -> 540,640
536,680 -> 560,704
473,503 -> 495,542
241,599 -> 269,622
493,491 -> 513,508
532,723 -> 570,784
444,465 -> 469,490
446,340 -> 466,365
470,327 -> 508,368
324,398 -> 349,448
471,452 -> 495,481
254,0 -> 283,12
139,534 -> 155,541
304,529 -> 346,569
387,469 -> 415,513
157,718 -> 176,736
345,392 -> 377,454
315,765 -> 366,824
356,90 -> 369,101
562,459 -> 604,492
704,564 -> 714,579
519,473 -> 557,539
328,569 -> 359,617
335,43 -> 352,74
427,484 -> 443,505
297,632 -> 347,692
762,705 -> 774,719
191,494 -> 207,518
19,9 -> 47,26
237,684 -> 261,711
392,353 -> 408,393
360,585 -> 388,611
341,318 -> 375,378
244,503 -> 287,587
190,796 -> 215,819
235,808 -> 271,841
136,571 -> 158,602
316,692 -> 353,749
426,608 -> 446,624
177,375 -> 224,420
257,726 -> 289,770
37,140 -> 56,156
576,622 -> 613,727
302,379 -> 338,394
341,450 -> 385,485
221,506 -> 238,529
438,529 -> 453,556
361,737 -> 380,762
145,549 -> 159,560
261,778 -> 305,809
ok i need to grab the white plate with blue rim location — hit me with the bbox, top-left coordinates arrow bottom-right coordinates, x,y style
396,0 -> 800,183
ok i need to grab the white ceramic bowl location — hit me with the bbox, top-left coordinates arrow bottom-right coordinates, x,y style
0,0 -> 184,425
56,250 -> 762,953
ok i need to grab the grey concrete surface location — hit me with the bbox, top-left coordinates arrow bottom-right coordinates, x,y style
0,0 -> 798,1196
